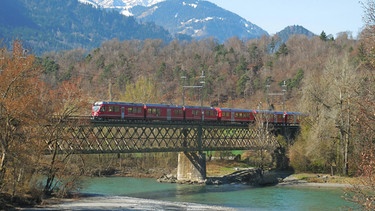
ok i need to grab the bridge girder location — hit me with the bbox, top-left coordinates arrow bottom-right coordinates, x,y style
44,121 -> 298,154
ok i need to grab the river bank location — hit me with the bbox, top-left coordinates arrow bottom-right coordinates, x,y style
278,174 -> 353,188
20,171 -> 356,211
11,160 -> 359,210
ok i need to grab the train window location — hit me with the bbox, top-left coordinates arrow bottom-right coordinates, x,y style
114,106 -> 120,112
100,106 -> 106,112
108,106 -> 113,112
174,110 -> 182,115
148,108 -> 160,115
128,107 -> 133,113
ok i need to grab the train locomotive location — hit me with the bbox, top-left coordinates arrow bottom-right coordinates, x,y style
91,101 -> 303,125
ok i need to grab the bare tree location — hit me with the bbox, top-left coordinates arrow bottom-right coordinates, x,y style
345,2 -> 375,208
120,75 -> 159,103
297,52 -> 359,175
251,110 -> 279,170
40,78 -> 87,196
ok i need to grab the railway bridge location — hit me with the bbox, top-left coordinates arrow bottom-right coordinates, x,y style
45,119 -> 300,182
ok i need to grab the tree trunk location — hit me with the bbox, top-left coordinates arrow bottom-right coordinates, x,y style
0,149 -> 6,188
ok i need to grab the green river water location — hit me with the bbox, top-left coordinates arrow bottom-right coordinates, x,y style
79,177 -> 358,210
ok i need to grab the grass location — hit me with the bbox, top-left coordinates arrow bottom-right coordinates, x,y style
293,173 -> 361,185
206,160 -> 252,177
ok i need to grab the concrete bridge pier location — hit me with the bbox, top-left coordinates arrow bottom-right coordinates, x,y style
177,152 -> 206,183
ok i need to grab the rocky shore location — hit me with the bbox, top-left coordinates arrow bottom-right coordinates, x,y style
157,168 -> 280,186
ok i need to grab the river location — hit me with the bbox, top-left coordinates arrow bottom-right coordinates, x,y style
77,177 -> 357,210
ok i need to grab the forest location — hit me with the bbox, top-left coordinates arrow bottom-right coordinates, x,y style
0,1 -> 374,210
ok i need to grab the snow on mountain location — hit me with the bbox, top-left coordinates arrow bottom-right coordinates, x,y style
78,0 -> 165,15
78,0 -> 269,42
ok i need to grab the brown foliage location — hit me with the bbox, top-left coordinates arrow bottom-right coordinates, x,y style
0,40 -> 47,197
0,41 -> 88,203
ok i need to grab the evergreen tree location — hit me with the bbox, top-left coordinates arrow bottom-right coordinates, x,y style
320,31 -> 328,41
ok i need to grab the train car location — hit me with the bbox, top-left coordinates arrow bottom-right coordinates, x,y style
184,105 -> 218,121
273,111 -> 286,124
285,112 -> 305,125
92,101 -> 145,120
254,110 -> 306,125
217,108 -> 255,123
144,103 -> 184,121
253,110 -> 285,124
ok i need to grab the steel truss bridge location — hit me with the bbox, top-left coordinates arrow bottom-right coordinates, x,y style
45,119 -> 300,155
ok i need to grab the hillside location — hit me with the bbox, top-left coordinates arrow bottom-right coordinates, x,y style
0,0 -> 172,54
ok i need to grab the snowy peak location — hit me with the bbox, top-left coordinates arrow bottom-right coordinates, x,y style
78,0 -> 269,42
78,0 -> 166,16
78,0 -> 165,9
132,0 -> 268,42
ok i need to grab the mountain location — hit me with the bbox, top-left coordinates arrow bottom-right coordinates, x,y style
276,25 -> 315,43
0,0 -> 315,55
0,0 -> 172,55
79,0 -> 269,42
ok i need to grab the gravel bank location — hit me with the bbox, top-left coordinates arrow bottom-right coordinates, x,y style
22,196 -> 235,211
277,174 -> 352,188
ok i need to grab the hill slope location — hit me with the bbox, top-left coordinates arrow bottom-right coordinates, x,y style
0,0 -> 172,54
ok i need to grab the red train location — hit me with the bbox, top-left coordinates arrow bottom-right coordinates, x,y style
91,101 -> 303,125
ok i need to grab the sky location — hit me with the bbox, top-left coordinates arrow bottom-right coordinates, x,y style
207,0 -> 365,37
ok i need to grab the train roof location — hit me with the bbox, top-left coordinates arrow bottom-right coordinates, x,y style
183,105 -> 216,110
219,108 -> 253,112
93,101 -> 144,106
254,110 -> 306,115
144,103 -> 182,108
285,111 -> 307,115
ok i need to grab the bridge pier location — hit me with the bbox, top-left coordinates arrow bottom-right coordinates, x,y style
177,152 -> 206,183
